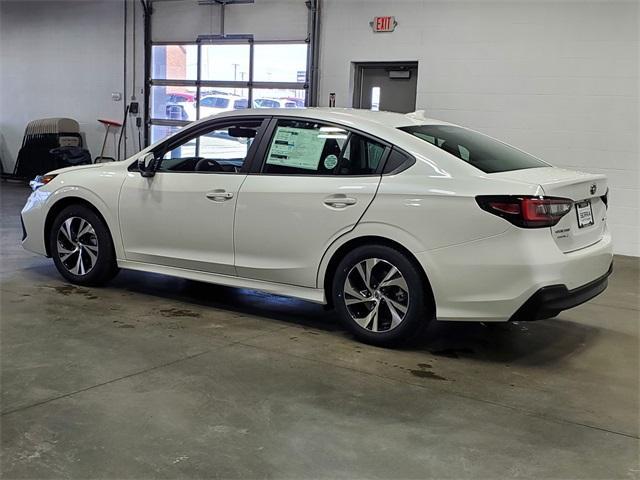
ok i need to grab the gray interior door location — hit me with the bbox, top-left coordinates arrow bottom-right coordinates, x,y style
356,64 -> 418,113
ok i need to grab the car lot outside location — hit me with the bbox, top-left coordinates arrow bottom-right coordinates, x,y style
1,182 -> 638,478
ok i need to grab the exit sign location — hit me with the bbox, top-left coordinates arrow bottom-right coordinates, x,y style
371,16 -> 397,32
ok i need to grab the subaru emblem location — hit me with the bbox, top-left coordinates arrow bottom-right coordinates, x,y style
590,184 -> 597,195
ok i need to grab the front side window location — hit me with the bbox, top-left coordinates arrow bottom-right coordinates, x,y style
399,125 -> 548,173
262,119 -> 385,176
158,121 -> 262,173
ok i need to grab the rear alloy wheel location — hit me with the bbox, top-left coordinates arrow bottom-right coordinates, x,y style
344,258 -> 409,332
333,245 -> 432,345
50,205 -> 119,286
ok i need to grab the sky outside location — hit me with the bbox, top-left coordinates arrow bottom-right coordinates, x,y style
185,44 -> 307,83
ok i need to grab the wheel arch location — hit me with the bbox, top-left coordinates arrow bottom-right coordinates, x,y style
320,235 -> 436,310
44,197 -> 115,257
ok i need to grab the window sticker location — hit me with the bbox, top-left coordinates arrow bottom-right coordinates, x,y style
266,127 -> 327,170
323,154 -> 338,170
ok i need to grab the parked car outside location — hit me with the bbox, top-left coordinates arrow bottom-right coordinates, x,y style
253,98 -> 301,108
164,92 -> 196,121
199,94 -> 247,117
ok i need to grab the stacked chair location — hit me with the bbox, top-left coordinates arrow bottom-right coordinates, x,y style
11,118 -> 91,181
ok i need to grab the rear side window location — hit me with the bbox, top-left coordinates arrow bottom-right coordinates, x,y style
383,148 -> 414,174
399,125 -> 548,173
338,135 -> 385,175
263,119 -> 385,176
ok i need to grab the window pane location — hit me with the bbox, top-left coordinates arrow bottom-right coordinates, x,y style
253,44 -> 307,82
371,87 -> 380,111
252,88 -> 305,109
383,149 -> 413,174
399,125 -> 548,173
158,122 -> 262,173
199,87 -> 249,119
150,86 -> 197,121
151,45 -> 197,80
201,44 -> 250,82
150,125 -> 183,145
264,120 -> 348,175
337,135 -> 385,175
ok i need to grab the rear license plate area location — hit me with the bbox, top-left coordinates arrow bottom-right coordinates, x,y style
576,200 -> 594,228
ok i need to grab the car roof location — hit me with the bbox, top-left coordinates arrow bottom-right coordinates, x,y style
141,108 -> 460,156
218,107 -> 453,129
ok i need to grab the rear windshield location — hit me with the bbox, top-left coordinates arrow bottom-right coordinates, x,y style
399,125 -> 548,173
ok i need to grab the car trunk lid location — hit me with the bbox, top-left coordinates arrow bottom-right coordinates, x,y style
491,167 -> 608,253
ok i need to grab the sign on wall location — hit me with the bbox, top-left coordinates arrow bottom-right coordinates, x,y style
370,16 -> 397,33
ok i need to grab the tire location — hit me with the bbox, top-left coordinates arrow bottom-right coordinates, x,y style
49,204 -> 119,286
332,244 -> 433,346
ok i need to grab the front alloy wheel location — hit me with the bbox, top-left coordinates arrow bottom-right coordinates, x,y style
49,204 -> 119,286
56,217 -> 99,275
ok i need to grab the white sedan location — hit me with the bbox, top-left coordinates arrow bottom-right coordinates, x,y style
21,108 -> 613,345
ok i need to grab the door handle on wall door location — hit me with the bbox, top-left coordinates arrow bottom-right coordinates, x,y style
323,196 -> 357,208
205,190 -> 234,201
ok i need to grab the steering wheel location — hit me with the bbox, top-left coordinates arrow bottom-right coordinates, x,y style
194,158 -> 223,172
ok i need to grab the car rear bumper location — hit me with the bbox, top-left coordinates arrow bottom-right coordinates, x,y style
417,225 -> 614,322
509,261 -> 612,322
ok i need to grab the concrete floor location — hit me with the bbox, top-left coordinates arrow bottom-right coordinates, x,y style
1,181 -> 638,479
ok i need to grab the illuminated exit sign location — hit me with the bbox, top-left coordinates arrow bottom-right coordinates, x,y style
371,16 -> 397,32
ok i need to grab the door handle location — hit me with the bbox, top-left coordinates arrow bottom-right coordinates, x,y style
206,190 -> 234,201
324,196 -> 357,208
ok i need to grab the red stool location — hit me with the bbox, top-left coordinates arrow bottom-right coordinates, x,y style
96,119 -> 123,163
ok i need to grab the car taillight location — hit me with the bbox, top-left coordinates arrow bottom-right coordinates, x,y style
476,195 -> 573,228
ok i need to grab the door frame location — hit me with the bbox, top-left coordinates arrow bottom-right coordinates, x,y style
352,61 -> 419,109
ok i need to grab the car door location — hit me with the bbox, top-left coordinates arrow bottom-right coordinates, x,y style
119,117 -> 268,275
234,117 -> 389,287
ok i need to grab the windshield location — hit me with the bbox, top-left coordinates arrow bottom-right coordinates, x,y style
399,125 -> 548,173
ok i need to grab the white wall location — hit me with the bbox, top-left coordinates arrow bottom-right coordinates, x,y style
150,0 -> 308,42
319,0 -> 639,257
0,0 -> 145,171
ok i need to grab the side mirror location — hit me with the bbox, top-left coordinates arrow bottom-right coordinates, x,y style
138,152 -> 156,178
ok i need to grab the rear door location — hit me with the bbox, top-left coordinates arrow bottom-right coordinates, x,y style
234,117 -> 388,287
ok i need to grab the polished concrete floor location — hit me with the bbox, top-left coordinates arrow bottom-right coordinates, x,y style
1,181 -> 638,479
